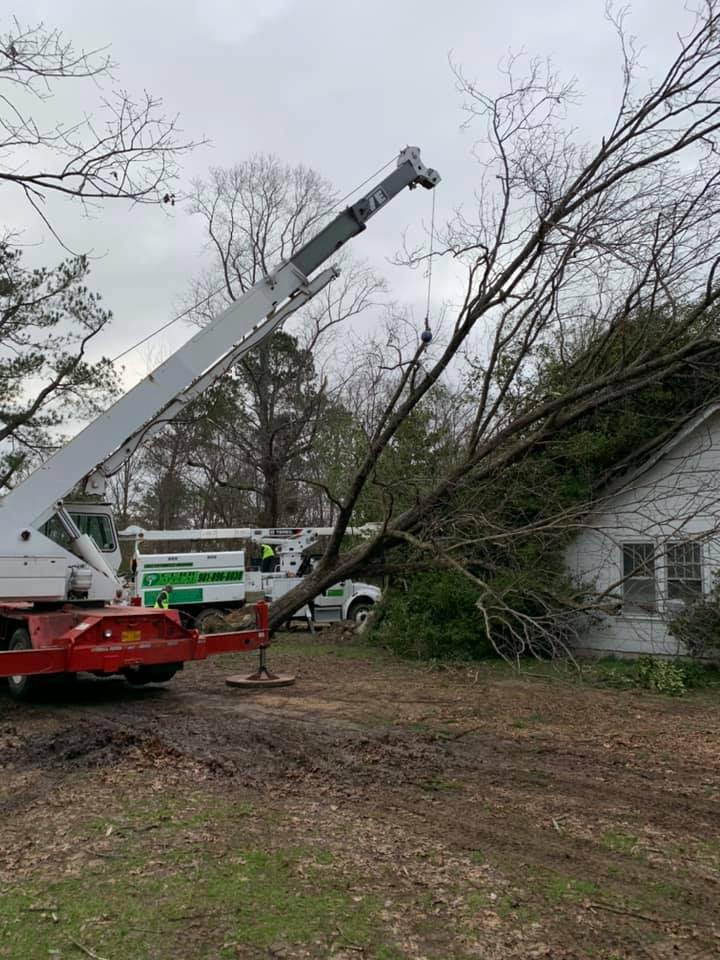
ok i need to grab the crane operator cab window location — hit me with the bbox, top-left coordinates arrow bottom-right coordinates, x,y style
42,511 -> 117,552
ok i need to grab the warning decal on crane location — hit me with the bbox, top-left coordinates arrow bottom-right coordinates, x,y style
366,188 -> 388,212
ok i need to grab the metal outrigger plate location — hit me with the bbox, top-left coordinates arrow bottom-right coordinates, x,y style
225,645 -> 296,689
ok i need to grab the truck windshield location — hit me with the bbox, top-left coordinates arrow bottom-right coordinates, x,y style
43,513 -> 117,552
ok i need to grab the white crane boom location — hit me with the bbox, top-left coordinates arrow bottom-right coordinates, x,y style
0,148 -> 437,537
0,148 -> 438,604
93,267 -> 339,485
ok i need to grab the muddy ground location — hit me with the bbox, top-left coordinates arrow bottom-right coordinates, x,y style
1,632 -> 719,959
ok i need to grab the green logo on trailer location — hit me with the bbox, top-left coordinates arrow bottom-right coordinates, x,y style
141,569 -> 244,588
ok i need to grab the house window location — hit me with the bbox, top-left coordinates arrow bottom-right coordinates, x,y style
622,542 -> 657,613
666,542 -> 703,603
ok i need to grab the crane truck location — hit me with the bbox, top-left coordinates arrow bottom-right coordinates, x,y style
0,147 -> 440,698
119,525 -> 381,630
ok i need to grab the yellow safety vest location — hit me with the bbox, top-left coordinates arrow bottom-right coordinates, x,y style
154,592 -> 170,609
261,544 -> 274,560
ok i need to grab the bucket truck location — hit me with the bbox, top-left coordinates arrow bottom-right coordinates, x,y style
0,148 -> 439,697
120,525 -> 381,630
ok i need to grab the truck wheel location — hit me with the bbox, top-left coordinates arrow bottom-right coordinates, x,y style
347,600 -> 373,626
6,628 -> 40,700
194,607 -> 227,634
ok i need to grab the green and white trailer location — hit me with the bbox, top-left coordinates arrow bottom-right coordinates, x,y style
124,526 -> 380,629
135,549 -> 247,617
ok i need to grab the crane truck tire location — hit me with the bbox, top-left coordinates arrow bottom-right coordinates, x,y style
193,607 -> 227,634
6,627 -> 40,700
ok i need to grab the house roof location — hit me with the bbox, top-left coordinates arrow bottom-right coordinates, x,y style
605,400 -> 720,498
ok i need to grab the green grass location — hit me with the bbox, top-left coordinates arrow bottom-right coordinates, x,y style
629,878 -> 691,913
86,798 -> 260,836
464,889 -> 535,922
0,799 -> 402,960
218,635 -> 391,664
1,850 -> 381,959
512,713 -> 548,730
251,635 -> 720,701
599,831 -> 638,855
526,868 -> 601,903
273,635 -> 720,697
266,630 -> 720,698
699,838 -> 720,863
488,846 -> 707,932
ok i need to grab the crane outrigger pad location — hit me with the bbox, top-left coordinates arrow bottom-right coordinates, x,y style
225,645 -> 295,688
225,672 -> 296,689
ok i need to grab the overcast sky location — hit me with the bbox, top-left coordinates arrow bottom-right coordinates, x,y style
4,0 -> 693,385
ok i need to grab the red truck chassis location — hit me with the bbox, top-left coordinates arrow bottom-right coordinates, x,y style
0,601 -> 269,679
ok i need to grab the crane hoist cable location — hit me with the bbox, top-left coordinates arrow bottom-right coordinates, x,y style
421,185 -> 437,345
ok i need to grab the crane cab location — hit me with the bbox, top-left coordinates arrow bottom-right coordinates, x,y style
41,502 -> 122,575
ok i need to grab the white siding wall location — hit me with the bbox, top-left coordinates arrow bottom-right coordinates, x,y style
566,413 -> 720,657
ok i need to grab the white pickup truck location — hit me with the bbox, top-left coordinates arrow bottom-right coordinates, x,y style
125,527 -> 381,631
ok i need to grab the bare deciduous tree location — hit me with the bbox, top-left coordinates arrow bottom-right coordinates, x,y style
1,17 -> 201,236
0,16 -> 202,494
184,154 -> 384,526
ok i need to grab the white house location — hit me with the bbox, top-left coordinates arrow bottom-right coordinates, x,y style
565,403 -> 720,657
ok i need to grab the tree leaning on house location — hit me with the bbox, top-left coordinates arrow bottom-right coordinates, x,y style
373,321 -> 720,661
258,2 -> 720,650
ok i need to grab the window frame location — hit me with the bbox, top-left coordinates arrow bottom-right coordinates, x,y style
42,511 -> 118,554
665,540 -> 704,605
620,540 -> 659,617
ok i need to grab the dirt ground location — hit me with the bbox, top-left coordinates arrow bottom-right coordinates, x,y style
1,632 -> 719,960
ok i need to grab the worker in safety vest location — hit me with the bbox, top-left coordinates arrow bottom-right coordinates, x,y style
260,543 -> 276,573
154,584 -> 173,609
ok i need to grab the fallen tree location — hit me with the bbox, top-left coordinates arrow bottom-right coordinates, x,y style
112,5 -> 710,656
267,3 -> 720,641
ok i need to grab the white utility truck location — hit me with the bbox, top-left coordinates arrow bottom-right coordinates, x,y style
120,526 -> 381,631
0,147 -> 439,697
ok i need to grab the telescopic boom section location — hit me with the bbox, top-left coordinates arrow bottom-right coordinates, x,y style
290,147 -> 440,277
0,148 -> 439,534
